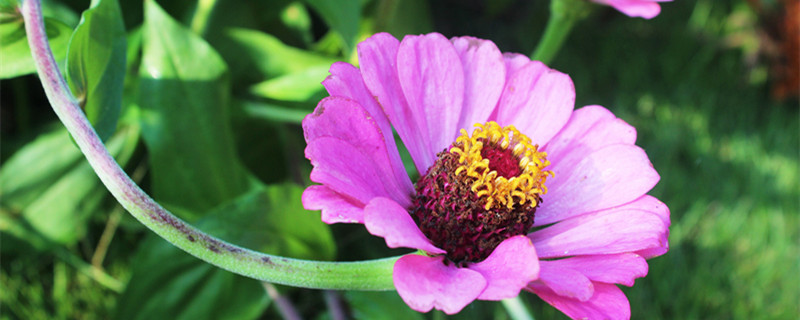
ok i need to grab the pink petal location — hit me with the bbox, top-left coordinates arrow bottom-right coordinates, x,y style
304,97 -> 412,209
451,36 -> 505,131
537,262 -> 594,301
636,242 -> 669,259
529,282 -> 631,320
543,253 -> 648,287
322,62 -> 394,152
397,33 -> 465,160
625,196 -> 671,258
543,105 -> 636,165
502,53 -> 531,81
529,202 -> 669,258
535,144 -> 660,226
594,0 -> 663,19
468,235 -> 539,300
306,138 -> 393,203
394,254 -> 487,315
495,61 -> 575,146
624,195 -> 670,226
322,62 -> 412,194
302,185 -> 364,223
358,32 -> 432,173
487,53 -> 531,122
364,197 -> 445,254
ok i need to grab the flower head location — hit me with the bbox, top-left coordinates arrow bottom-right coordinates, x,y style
591,0 -> 672,19
303,32 -> 670,318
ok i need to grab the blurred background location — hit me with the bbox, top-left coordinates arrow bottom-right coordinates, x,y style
1,0 -> 798,319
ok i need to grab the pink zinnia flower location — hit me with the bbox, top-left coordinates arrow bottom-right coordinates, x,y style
591,0 -> 672,19
303,32 -> 670,318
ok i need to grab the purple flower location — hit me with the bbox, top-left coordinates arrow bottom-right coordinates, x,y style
591,0 -> 672,19
302,32 -> 669,318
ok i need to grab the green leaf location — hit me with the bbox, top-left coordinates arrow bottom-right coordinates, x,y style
201,183 -> 336,260
65,0 -> 127,141
280,2 -> 313,46
0,17 -> 72,79
115,183 -> 334,319
139,0 -> 248,215
114,235 -> 270,320
248,65 -> 328,102
344,291 -> 424,320
301,0 -> 360,53
379,0 -> 433,38
240,100 -> 309,124
224,28 -> 337,80
0,125 -> 140,248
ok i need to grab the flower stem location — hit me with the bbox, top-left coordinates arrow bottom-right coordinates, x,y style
530,0 -> 593,64
21,0 -> 398,291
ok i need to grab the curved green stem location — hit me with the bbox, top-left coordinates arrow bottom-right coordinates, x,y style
21,0 -> 398,291
530,0 -> 594,64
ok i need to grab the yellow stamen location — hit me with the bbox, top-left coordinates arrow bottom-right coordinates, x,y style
449,122 -> 553,210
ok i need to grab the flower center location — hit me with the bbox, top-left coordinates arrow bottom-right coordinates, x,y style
411,122 -> 552,264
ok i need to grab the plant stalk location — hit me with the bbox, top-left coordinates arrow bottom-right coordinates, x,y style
22,0 -> 398,291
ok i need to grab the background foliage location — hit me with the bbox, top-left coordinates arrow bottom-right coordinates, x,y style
1,0 -> 798,319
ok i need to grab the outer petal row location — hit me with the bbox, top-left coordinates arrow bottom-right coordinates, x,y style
528,282 -> 631,320
393,236 -> 539,314
529,195 -> 669,258
534,252 -> 649,304
364,197 -> 445,254
302,97 -> 413,223
527,195 -> 668,318
526,105 -> 668,318
322,62 -> 413,196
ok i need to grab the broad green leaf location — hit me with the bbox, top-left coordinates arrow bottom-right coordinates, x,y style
114,235 -> 269,320
1,126 -> 84,207
40,0 -> 81,27
0,125 -> 140,247
115,183 -> 333,319
139,0 -> 248,215
345,291 -> 425,320
201,183 -> 336,260
0,17 -> 72,79
65,0 -> 127,141
240,100 -> 309,124
248,65 -> 328,102
224,28 -> 337,80
301,0 -> 359,53
231,100 -> 295,184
